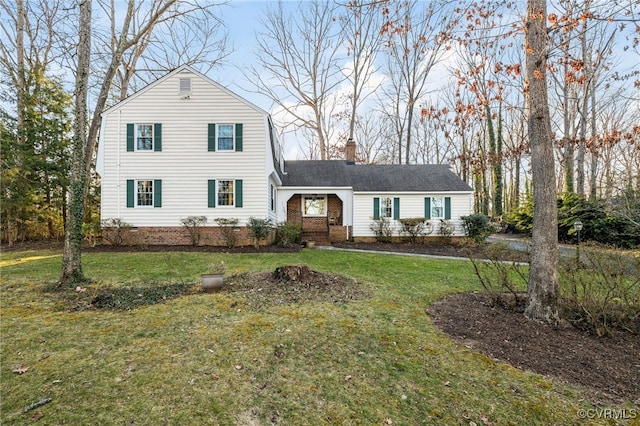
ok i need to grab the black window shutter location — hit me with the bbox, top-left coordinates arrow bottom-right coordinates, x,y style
126,124 -> 134,151
235,179 -> 243,207
445,197 -> 451,219
208,180 -> 216,207
424,197 -> 431,219
393,197 -> 400,220
127,179 -> 134,207
153,179 -> 162,207
373,197 -> 380,220
235,123 -> 243,152
208,124 -> 216,151
154,123 -> 162,151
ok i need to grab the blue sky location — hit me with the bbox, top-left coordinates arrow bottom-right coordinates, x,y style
208,0 -> 292,112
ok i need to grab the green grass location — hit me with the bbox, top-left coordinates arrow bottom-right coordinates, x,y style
0,248 -> 630,425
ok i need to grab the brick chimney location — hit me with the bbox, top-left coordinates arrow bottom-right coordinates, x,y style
345,138 -> 356,164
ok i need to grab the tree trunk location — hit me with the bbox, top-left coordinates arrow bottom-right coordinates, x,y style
15,0 -> 25,150
60,0 -> 91,285
524,0 -> 560,324
405,100 -> 414,165
486,104 -> 504,217
589,60 -> 598,200
562,61 -> 574,193
513,153 -> 521,211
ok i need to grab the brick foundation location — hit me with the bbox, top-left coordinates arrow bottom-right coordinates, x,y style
102,226 -> 275,246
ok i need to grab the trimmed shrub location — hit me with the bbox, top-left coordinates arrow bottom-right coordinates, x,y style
276,221 -> 302,247
461,213 -> 498,242
246,217 -> 273,248
398,217 -> 432,243
214,218 -> 239,248
438,219 -> 455,238
181,216 -> 208,246
369,218 -> 393,243
101,218 -> 132,246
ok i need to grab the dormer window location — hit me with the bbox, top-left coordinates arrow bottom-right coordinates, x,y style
179,77 -> 191,96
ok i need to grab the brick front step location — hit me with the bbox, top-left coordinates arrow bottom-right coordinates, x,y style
302,231 -> 331,246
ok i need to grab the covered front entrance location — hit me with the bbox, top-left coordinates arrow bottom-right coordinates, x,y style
285,193 -> 349,245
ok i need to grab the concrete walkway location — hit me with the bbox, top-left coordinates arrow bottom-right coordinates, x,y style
487,234 -> 579,260
317,234 -> 580,265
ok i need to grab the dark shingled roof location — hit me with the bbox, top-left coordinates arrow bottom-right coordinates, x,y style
282,161 -> 472,192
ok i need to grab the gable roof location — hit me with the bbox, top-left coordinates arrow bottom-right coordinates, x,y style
282,161 -> 473,192
100,64 -> 269,117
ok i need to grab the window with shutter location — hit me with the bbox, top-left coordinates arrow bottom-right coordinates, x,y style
126,179 -> 162,208
208,123 -> 243,151
128,123 -> 161,151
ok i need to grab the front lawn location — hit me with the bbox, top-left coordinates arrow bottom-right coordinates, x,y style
0,248 -> 628,425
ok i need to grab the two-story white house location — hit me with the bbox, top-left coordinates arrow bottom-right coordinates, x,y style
96,65 -> 473,246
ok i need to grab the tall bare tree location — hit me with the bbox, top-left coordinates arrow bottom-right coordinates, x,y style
378,0 -> 448,165
95,0 -> 231,101
61,0 -> 91,284
524,0 -> 560,324
340,0 -> 384,143
249,0 -> 343,160
60,0 -> 230,285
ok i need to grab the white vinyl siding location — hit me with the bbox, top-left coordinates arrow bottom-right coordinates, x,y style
352,192 -> 472,238
99,70 -> 271,226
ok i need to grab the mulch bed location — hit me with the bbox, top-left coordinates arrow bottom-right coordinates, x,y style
427,292 -> 640,405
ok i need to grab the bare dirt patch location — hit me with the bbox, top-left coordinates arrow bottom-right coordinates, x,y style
427,292 -> 640,405
225,265 -> 369,309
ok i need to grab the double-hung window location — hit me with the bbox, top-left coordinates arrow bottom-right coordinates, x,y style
373,197 -> 399,220
430,197 -> 444,219
137,124 -> 153,151
126,179 -> 162,208
425,196 -> 451,220
217,180 -> 234,206
126,123 -> 162,152
137,180 -> 154,206
207,123 -> 243,152
217,124 -> 234,151
208,179 -> 243,208
380,197 -> 393,218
